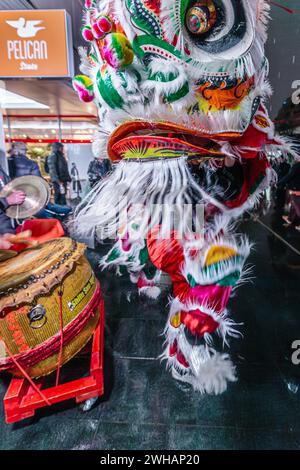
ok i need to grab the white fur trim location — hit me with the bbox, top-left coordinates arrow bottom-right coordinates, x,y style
74,157 -> 213,241
182,235 -> 252,286
96,81 -> 270,146
163,346 -> 237,395
165,297 -> 242,348
139,286 -> 161,299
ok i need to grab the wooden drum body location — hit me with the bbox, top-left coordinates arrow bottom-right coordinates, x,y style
0,238 -> 100,378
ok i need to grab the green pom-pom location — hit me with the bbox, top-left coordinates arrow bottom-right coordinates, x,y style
102,33 -> 134,70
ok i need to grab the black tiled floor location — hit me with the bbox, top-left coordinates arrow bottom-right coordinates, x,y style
0,210 -> 300,450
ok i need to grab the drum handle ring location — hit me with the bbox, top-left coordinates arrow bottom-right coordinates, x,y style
28,305 -> 48,329
29,316 -> 48,329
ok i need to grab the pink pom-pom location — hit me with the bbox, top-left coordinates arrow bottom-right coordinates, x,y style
73,75 -> 95,103
91,20 -> 106,40
85,0 -> 94,8
81,26 -> 94,42
78,89 -> 94,103
91,15 -> 114,39
97,16 -> 113,34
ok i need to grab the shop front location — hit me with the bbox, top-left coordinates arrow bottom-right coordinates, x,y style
0,3 -> 98,197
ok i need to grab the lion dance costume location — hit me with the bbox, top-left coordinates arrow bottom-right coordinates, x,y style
72,0 -> 296,394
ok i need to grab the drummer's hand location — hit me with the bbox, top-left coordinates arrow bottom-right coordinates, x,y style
7,191 -> 26,206
0,235 -> 12,250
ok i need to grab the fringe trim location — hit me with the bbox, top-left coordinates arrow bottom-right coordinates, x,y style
267,134 -> 300,162
73,158 -> 215,242
162,343 -> 237,395
165,297 -> 242,348
72,155 -> 276,245
161,297 -> 239,394
96,80 -> 269,151
181,235 -> 252,286
209,166 -> 277,220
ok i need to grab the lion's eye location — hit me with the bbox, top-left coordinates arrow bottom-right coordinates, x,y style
186,1 -> 217,35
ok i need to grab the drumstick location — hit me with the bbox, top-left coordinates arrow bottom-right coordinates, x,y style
6,230 -> 32,242
6,231 -> 39,246
16,239 -> 39,247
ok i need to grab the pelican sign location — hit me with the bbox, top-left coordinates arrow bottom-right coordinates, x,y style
0,10 -> 74,78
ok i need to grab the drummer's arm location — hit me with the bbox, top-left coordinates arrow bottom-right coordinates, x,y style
2,192 -> 26,207
48,154 -> 59,182
0,234 -> 12,250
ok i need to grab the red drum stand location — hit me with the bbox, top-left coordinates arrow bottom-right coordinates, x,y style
3,298 -> 105,424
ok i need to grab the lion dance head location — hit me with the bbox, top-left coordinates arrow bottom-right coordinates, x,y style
73,1 -> 295,394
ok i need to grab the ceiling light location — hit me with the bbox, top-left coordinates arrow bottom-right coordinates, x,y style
3,121 -> 97,130
0,89 -> 49,110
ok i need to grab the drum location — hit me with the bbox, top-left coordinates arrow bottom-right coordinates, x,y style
0,238 -> 101,378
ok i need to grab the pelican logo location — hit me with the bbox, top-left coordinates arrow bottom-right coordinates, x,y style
0,9 -> 73,78
6,17 -> 45,38
5,16 -> 48,68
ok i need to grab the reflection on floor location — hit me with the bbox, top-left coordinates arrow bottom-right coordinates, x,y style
0,209 -> 300,450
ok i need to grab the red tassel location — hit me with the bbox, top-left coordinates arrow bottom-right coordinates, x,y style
4,342 -> 51,406
55,288 -> 64,387
270,1 -> 296,14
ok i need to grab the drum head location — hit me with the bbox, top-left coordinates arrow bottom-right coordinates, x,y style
0,238 -> 75,292
0,176 -> 50,219
0,250 -> 18,262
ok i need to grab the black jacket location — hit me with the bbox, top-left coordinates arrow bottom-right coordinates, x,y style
0,167 -> 15,235
48,151 -> 71,183
278,162 -> 300,191
8,155 -> 41,179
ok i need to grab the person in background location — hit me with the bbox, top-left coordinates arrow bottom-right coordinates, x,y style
47,142 -> 71,205
8,142 -> 41,178
278,160 -> 300,230
71,162 -> 82,198
278,160 -> 300,192
0,164 -> 26,235
6,144 -> 71,221
271,158 -> 291,209
88,156 -> 112,188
